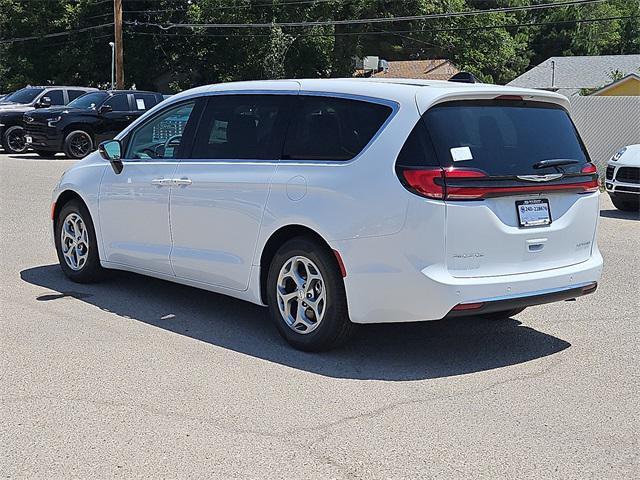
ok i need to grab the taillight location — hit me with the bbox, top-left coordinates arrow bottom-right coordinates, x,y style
400,166 -> 599,200
401,168 -> 445,199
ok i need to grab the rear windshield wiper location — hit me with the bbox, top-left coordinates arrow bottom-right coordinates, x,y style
533,159 -> 580,169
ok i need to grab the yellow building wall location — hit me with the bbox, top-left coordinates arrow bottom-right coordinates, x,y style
593,77 -> 640,96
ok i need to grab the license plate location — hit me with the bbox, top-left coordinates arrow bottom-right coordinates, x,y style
516,199 -> 551,227
25,136 -> 32,144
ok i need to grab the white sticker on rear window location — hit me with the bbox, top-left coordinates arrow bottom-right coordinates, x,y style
136,98 -> 146,110
451,146 -> 473,162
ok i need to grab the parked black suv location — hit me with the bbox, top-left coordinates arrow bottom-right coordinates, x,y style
0,86 -> 97,154
23,90 -> 164,159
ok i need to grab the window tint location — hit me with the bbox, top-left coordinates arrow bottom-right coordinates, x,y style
68,90 -> 88,102
133,93 -> 159,111
104,94 -> 130,112
126,102 -> 196,160
68,92 -> 109,109
423,100 -> 589,175
4,87 -> 44,104
283,96 -> 392,161
192,95 -> 288,160
396,120 -> 439,168
44,89 -> 64,105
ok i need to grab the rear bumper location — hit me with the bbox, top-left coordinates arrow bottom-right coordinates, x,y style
335,233 -> 603,324
445,281 -> 597,318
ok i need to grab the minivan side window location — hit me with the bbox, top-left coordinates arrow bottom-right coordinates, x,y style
191,94 -> 289,160
104,94 -> 130,112
125,101 -> 196,160
283,96 -> 392,161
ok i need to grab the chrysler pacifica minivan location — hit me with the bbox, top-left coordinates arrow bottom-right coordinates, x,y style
51,79 -> 603,351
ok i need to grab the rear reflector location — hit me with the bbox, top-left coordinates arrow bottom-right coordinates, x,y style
581,282 -> 597,295
452,302 -> 484,311
50,202 -> 56,220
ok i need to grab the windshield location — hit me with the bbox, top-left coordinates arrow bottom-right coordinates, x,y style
67,92 -> 109,109
423,100 -> 589,175
3,87 -> 45,104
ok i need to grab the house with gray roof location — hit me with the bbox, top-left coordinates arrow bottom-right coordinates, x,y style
507,54 -> 640,96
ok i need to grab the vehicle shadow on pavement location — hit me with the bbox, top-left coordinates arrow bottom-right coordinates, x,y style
21,265 -> 571,381
600,208 -> 640,221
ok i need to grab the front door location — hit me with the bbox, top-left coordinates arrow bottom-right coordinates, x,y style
98,100 -> 200,274
95,93 -> 136,144
170,92 -> 295,290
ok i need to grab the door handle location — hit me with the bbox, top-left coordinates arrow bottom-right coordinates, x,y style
172,177 -> 192,186
151,177 -> 172,186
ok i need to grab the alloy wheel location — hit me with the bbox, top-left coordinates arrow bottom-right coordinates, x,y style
60,212 -> 89,271
69,132 -> 92,158
276,255 -> 326,334
6,127 -> 26,153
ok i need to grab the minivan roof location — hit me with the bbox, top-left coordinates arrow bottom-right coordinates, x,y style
165,78 -> 569,111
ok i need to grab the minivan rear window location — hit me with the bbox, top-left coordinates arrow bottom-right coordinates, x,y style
283,96 -> 392,161
422,100 -> 589,175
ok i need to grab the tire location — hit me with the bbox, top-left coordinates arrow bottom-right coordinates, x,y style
481,307 -> 526,320
54,199 -> 104,283
610,195 -> 640,212
266,237 -> 355,351
63,130 -> 94,159
2,125 -> 27,154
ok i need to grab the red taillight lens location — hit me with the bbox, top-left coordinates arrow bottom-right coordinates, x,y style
452,302 -> 484,311
402,168 -> 444,199
401,166 -> 599,200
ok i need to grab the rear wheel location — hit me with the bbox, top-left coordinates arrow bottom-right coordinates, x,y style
266,237 -> 355,351
610,195 -> 640,212
63,130 -> 94,159
2,125 -> 27,154
481,307 -> 526,320
54,199 -> 104,283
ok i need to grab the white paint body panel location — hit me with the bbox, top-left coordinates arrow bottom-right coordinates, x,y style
605,144 -> 640,196
52,78 -> 603,325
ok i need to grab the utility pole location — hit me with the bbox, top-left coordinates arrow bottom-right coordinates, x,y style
114,0 -> 124,89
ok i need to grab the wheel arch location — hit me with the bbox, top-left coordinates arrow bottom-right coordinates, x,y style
53,190 -> 90,226
259,224 -> 337,305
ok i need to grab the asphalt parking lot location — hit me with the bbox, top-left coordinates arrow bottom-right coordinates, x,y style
1,152 -> 638,479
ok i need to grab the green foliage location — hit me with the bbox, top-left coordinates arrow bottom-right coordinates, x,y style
0,0 -> 638,93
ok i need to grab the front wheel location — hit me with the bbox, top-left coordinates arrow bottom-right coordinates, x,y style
2,125 -> 27,154
63,130 -> 94,159
54,200 -> 104,283
266,237 -> 355,351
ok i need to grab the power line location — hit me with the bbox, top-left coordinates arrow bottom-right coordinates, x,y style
125,15 -> 636,38
124,0 -> 610,30
0,23 -> 114,45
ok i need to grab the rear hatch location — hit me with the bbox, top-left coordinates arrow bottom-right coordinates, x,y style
398,94 -> 599,278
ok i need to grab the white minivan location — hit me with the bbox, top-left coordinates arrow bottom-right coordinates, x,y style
52,79 -> 603,351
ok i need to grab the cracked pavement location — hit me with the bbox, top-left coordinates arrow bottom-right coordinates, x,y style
1,153 -> 638,479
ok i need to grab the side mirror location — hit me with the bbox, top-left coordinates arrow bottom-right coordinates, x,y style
98,104 -> 113,114
36,97 -> 51,108
98,140 -> 123,174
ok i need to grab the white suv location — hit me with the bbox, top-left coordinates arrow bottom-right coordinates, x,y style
605,144 -> 640,211
51,79 -> 603,351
